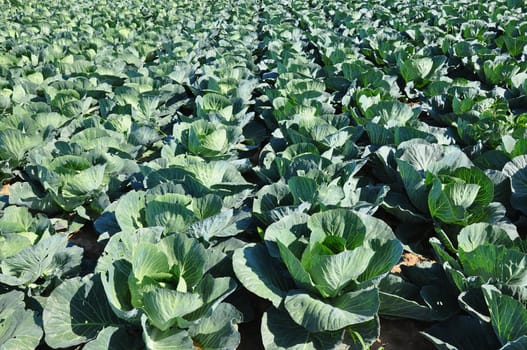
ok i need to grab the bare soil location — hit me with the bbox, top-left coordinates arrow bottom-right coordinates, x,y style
68,226 -> 104,260
373,318 -> 434,350
0,184 -> 9,196
390,251 -> 431,274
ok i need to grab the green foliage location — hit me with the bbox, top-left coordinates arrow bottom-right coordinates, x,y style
1,0 -> 527,349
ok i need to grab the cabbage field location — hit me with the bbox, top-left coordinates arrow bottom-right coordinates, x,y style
1,0 -> 527,348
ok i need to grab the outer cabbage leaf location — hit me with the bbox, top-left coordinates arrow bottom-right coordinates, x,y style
261,307 -> 345,350
379,272 -> 459,321
458,244 -> 527,289
457,223 -> 518,253
422,314 -> 501,350
232,243 -> 294,307
0,129 -> 42,164
284,287 -> 378,332
186,208 -> 252,243
0,234 -> 82,286
114,190 -> 146,232
483,285 -> 527,345
264,212 -> 309,258
188,303 -> 242,350
503,155 -> 527,215
365,101 -> 419,128
83,326 -> 144,350
0,291 -> 42,350
141,315 -> 194,350
43,274 -> 123,348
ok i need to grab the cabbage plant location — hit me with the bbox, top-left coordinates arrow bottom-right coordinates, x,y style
234,209 -> 402,349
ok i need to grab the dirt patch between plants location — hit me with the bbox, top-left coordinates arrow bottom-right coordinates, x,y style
68,226 -> 104,260
0,184 -> 10,196
372,318 -> 434,350
390,251 -> 430,274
